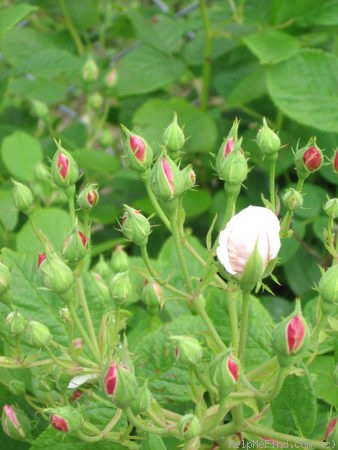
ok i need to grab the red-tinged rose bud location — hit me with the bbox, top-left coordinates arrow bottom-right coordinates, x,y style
77,184 -> 99,211
105,68 -> 118,88
209,352 -> 240,397
111,245 -> 129,273
71,390 -> 83,402
121,205 -> 151,247
5,311 -> 27,337
12,180 -> 34,213
333,148 -> 338,173
49,406 -> 82,434
215,119 -> 239,176
171,336 -> 203,366
162,112 -> 185,159
38,253 -> 46,269
141,279 -> 163,312
272,300 -> 310,367
82,57 -> 99,82
256,117 -> 281,161
51,143 -> 79,188
325,417 -> 338,446
104,362 -> 138,409
150,152 -> 185,203
181,164 -> 196,191
318,265 -> 338,315
121,125 -> 153,172
179,414 -> 201,440
62,229 -> 88,266
2,405 -> 32,441
295,137 -> 323,181
71,338 -> 84,357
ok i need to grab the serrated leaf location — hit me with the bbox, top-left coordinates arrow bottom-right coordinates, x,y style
0,3 -> 38,35
116,45 -> 184,96
308,355 -> 338,408
72,149 -> 120,176
267,50 -> 338,133
1,131 -> 43,181
271,365 -> 317,436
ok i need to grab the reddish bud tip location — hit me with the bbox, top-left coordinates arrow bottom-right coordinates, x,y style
227,357 -> 239,382
78,231 -> 88,248
50,414 -> 69,432
223,137 -> 234,157
104,362 -> 117,396
38,253 -> 46,269
87,190 -> 98,206
303,146 -> 322,172
130,135 -> 146,163
325,418 -> 338,440
333,149 -> 338,173
162,158 -> 174,193
71,390 -> 83,402
57,153 -> 69,179
287,315 -> 305,353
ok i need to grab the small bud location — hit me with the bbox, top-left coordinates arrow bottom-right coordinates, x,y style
181,164 -> 196,190
31,99 -> 49,119
2,405 -> 32,441
105,68 -> 118,88
111,245 -> 129,273
318,265 -> 338,315
59,307 -> 72,324
71,390 -> 83,402
121,125 -> 153,172
282,188 -> 303,211
295,137 -> 323,180
100,129 -> 114,147
104,362 -> 138,409
0,262 -> 10,298
333,148 -> 338,173
150,152 -> 185,201
71,338 -> 84,357
38,252 -> 74,302
172,336 -> 203,366
130,382 -> 152,415
325,417 -> 338,447
77,184 -> 99,211
141,279 -> 162,312
49,406 -> 83,433
179,414 -> 201,440
26,320 -> 51,347
209,352 -> 240,397
92,272 -> 110,302
163,112 -> 185,158
121,205 -> 151,247
109,271 -> 132,306
256,117 -> 281,160
34,163 -> 50,182
8,380 -> 26,396
51,144 -> 79,188
215,119 -> 239,177
82,58 -> 99,82
272,300 -> 310,367
5,311 -> 27,336
62,229 -> 88,265
323,198 -> 338,219
93,255 -> 111,279
12,180 -> 34,213
88,92 -> 103,110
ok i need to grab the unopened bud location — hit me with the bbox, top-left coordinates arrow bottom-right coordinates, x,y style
49,406 -> 83,433
62,229 -> 88,265
77,184 -> 99,211
130,382 -> 152,415
282,188 -> 303,211
38,252 -> 74,302
181,164 -> 196,190
51,144 -> 79,188
141,279 -> 162,312
172,336 -> 203,366
26,320 -> 51,348
295,137 -> 323,180
59,307 -> 72,324
34,163 -> 50,182
256,117 -> 281,160
111,245 -> 129,273
121,205 -> 151,247
215,119 -> 239,177
121,125 -> 153,172
163,112 -> 185,158
209,351 -> 240,396
0,262 -> 10,298
150,152 -> 185,201
325,417 -> 338,447
109,271 -> 132,306
93,255 -> 111,279
82,58 -> 99,82
71,338 -> 84,357
8,380 -> 26,396
31,99 -> 49,119
5,311 -> 27,336
333,148 -> 338,173
12,180 -> 34,213
323,198 -> 338,219
318,265 -> 338,315
88,92 -> 103,110
105,68 -> 118,88
179,414 -> 201,440
2,405 -> 32,441
104,362 -> 138,409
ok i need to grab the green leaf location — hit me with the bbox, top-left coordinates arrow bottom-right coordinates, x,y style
294,183 -> 327,220
183,189 -> 212,219
1,131 -> 43,181
16,208 -> 72,253
132,98 -> 218,154
0,188 -> 18,231
278,220 -> 306,264
267,50 -> 338,133
271,366 -> 317,436
72,149 -> 120,176
227,66 -> 266,106
243,29 -> 300,64
184,32 -> 237,66
116,45 -> 184,96
0,3 -> 38,35
66,0 -> 100,30
10,77 -> 67,105
141,434 -> 167,450
308,355 -> 338,408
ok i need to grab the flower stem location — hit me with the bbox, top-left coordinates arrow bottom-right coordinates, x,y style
269,159 -> 276,213
238,290 -> 251,367
59,0 -> 85,55
227,283 -> 239,354
198,0 -> 213,111
143,177 -> 171,231
125,407 -> 177,436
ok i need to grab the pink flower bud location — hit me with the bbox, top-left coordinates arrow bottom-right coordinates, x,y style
150,153 -> 185,202
333,148 -> 338,173
287,315 -> 306,353
38,253 -> 46,269
49,406 -> 82,433
104,362 -> 117,396
303,146 -> 322,172
57,152 -> 69,179
71,390 -> 83,402
77,184 -> 99,211
121,125 -> 153,172
227,356 -> 239,382
325,417 -> 338,441
51,145 -> 79,188
223,136 -> 235,157
50,414 -> 69,432
162,157 -> 174,194
130,135 -> 146,163
104,362 -> 138,409
2,405 -> 31,441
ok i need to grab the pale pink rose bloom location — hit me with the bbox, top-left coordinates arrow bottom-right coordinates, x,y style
216,206 -> 281,276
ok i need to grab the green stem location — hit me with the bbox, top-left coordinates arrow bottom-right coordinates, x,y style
66,186 -> 76,226
59,0 -> 85,55
269,159 -> 276,213
125,408 -> 177,436
226,284 -> 239,354
213,420 -> 237,439
193,366 -> 218,395
198,0 -> 213,111
238,290 -> 251,367
296,176 -> 305,192
143,177 -> 171,231
257,366 -> 287,401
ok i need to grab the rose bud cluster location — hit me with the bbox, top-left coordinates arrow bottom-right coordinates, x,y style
318,265 -> 338,315
2,405 -> 32,441
121,125 -> 153,173
104,361 -> 138,409
209,351 -> 240,397
49,406 -> 83,434
111,245 -> 129,273
171,335 -> 203,366
272,301 -> 310,367
256,117 -> 281,161
51,144 -> 79,188
216,206 -> 281,292
295,137 -> 323,182
12,180 -> 34,213
162,112 -> 185,159
77,184 -> 100,211
38,252 -> 74,303
121,205 -> 151,247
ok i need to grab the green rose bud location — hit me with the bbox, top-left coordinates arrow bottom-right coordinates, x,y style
209,351 -> 239,397
26,320 -> 51,348
49,406 -> 83,433
318,265 -> 338,315
141,279 -> 163,313
12,180 -> 34,213
272,300 -> 310,367
215,119 -> 239,177
2,405 -> 32,441
150,152 -> 185,202
104,362 -> 138,409
295,137 -> 323,181
77,184 -> 100,211
5,311 -> 27,336
256,117 -> 281,160
130,382 -> 152,415
121,205 -> 151,247
171,336 -> 203,366
163,112 -> 185,159
111,245 -> 129,273
109,271 -> 132,306
82,57 -> 99,82
181,164 -> 196,191
31,99 -> 49,119
217,137 -> 248,196
93,255 -> 111,279
179,414 -> 201,440
62,229 -> 88,266
282,188 -> 303,211
0,262 -> 10,299
324,198 -> 338,219
51,143 -> 79,188
38,252 -> 74,303
8,380 -> 26,396
121,125 -> 153,173
58,307 -> 72,325
88,92 -> 103,110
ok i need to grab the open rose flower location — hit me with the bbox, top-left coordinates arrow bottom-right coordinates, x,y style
216,206 -> 281,287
